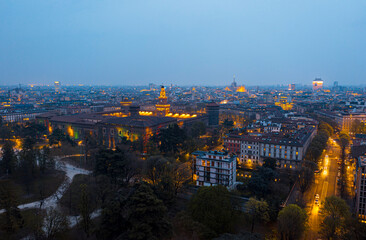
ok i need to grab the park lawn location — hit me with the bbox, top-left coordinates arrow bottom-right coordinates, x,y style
11,170 -> 65,205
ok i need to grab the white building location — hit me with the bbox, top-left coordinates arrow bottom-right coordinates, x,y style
193,151 -> 236,189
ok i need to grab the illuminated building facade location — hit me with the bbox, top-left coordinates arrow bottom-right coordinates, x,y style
356,154 -> 366,222
312,78 -> 323,91
224,120 -> 317,169
155,85 -> 170,116
288,84 -> 295,91
192,150 -> 236,189
275,95 -> 293,110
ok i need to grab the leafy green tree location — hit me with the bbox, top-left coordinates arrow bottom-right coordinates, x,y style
305,130 -> 329,163
127,182 -> 172,240
190,121 -> 207,138
245,198 -> 270,233
339,132 -> 350,197
0,180 -> 24,234
189,185 -> 238,235
19,137 -> 38,194
277,204 -> 307,240
0,141 -> 17,175
248,167 -> 277,198
319,196 -> 350,240
21,122 -> 47,139
94,147 -> 141,185
263,158 -> 277,170
0,124 -> 12,142
351,120 -> 366,134
156,124 -> 187,155
98,193 -> 127,240
319,121 -> 333,136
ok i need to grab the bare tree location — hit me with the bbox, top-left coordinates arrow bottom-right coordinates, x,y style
43,207 -> 69,240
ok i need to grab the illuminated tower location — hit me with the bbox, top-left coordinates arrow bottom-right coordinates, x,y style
312,78 -> 323,91
155,85 -> 170,116
54,81 -> 61,93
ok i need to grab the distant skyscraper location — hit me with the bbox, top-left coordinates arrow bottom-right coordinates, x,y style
288,84 -> 295,91
334,81 -> 339,88
312,78 -> 323,91
54,81 -> 61,93
231,75 -> 237,88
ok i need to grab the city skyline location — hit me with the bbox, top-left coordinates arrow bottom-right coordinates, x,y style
1,0 -> 366,86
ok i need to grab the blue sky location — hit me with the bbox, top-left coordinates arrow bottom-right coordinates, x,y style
0,0 -> 365,86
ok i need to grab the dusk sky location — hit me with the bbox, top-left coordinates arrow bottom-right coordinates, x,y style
1,0 -> 365,86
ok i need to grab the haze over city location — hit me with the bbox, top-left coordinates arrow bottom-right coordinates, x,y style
1,0 -> 366,86
2,2 -> 366,240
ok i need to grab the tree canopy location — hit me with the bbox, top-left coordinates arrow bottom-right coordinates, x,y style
277,204 -> 307,240
189,185 -> 238,235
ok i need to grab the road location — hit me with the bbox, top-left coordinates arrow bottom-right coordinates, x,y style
304,139 -> 340,240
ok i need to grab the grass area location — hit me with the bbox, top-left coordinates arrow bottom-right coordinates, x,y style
60,174 -> 99,216
0,170 -> 65,205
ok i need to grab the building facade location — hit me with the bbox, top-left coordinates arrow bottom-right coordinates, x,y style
193,151 -> 236,189
355,154 -> 366,223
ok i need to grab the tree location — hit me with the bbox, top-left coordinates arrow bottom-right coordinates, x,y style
79,184 -> 92,237
263,158 -> 277,170
97,190 -> 128,240
298,166 -> 314,193
189,185 -> 238,235
143,156 -> 171,185
95,147 -> 142,185
19,137 -> 38,194
339,132 -> 350,197
248,167 -> 277,198
0,180 -> 24,234
190,121 -> 207,138
351,120 -> 366,134
245,198 -> 270,233
38,146 -> 54,174
277,204 -> 307,240
171,161 -> 191,195
127,182 -> 172,240
155,124 -> 186,155
319,196 -> 350,240
319,122 -> 333,137
0,141 -> 17,175
43,207 -> 69,240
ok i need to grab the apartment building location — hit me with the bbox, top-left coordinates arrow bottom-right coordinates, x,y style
355,154 -> 366,223
192,151 -> 236,189
224,124 -> 316,169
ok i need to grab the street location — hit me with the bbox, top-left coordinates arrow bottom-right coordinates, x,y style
304,138 -> 340,240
